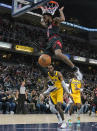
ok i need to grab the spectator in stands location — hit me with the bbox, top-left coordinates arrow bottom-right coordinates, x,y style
6,90 -> 16,114
27,90 -> 36,113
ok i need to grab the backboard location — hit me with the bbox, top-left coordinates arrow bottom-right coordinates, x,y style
12,0 -> 51,17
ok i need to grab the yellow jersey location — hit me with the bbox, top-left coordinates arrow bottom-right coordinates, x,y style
70,78 -> 81,94
48,71 -> 63,90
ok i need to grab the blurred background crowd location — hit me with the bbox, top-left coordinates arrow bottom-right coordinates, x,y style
0,61 -> 96,115
0,16 -> 97,115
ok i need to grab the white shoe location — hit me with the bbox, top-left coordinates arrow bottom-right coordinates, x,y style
60,121 -> 67,129
74,67 -> 83,80
57,113 -> 62,124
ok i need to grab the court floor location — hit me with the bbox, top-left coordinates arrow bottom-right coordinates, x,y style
0,114 -> 97,131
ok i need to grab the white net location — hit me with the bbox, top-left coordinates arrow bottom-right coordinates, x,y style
40,1 -> 59,15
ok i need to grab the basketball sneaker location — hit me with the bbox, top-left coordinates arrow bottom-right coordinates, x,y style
60,120 -> 67,129
56,113 -> 62,125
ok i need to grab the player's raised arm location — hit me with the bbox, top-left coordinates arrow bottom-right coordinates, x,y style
53,7 -> 65,25
59,7 -> 65,22
57,72 -> 69,94
39,6 -> 47,27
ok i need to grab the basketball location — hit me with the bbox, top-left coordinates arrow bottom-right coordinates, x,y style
38,54 -> 51,67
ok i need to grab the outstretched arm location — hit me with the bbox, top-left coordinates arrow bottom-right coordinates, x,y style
57,72 -> 69,94
59,7 -> 65,22
53,7 -> 65,25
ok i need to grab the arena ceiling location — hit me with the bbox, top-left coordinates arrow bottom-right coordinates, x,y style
0,0 -> 97,28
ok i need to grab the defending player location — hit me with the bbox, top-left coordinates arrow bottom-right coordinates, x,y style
40,3 -> 83,81
40,64 -> 70,129
68,74 -> 84,125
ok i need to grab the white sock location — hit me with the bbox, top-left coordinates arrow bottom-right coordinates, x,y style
77,109 -> 80,120
56,112 -> 62,124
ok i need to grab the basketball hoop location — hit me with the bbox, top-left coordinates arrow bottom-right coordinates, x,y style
39,1 -> 59,15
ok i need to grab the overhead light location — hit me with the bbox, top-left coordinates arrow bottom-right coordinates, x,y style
0,42 -> 12,49
89,59 -> 97,64
73,56 -> 86,62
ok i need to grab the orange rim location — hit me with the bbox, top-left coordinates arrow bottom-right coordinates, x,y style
48,1 -> 58,5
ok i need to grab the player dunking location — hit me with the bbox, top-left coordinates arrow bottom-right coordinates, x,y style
40,2 -> 83,80
40,64 -> 70,129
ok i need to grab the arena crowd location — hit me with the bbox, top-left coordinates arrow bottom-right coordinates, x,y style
0,16 -> 97,115
0,61 -> 96,115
